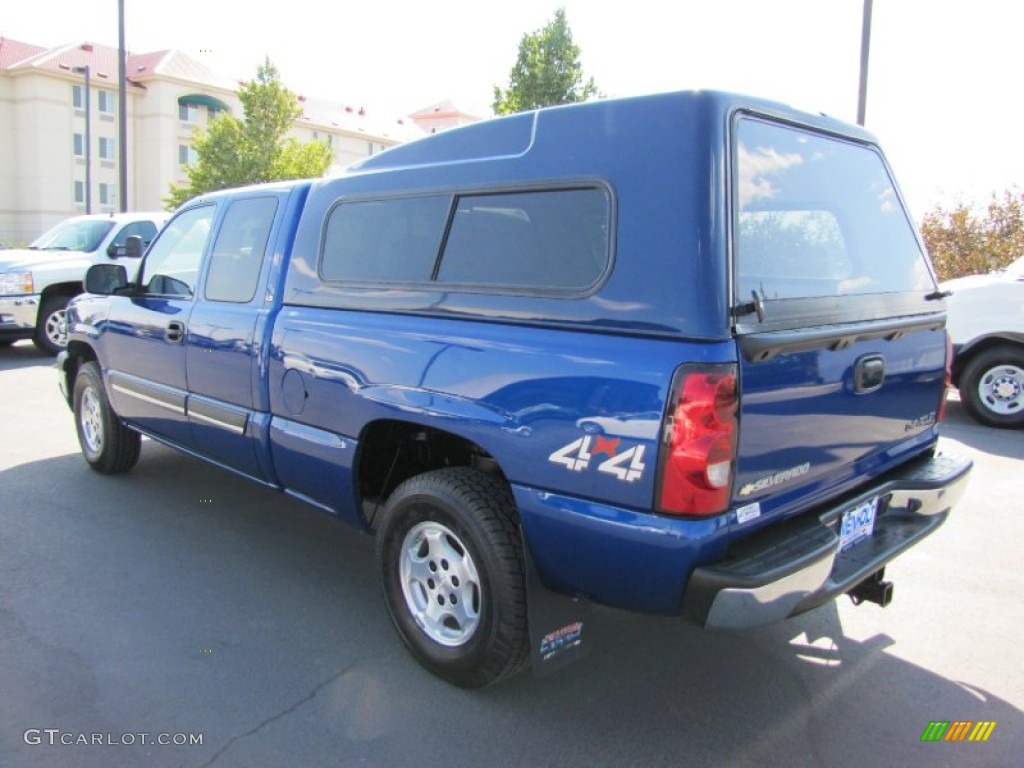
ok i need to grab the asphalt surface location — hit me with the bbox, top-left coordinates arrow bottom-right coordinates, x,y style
1,340 -> 1022,767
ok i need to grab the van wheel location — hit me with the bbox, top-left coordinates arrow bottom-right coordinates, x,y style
376,467 -> 529,688
33,294 -> 72,355
73,361 -> 142,473
959,345 -> 1024,428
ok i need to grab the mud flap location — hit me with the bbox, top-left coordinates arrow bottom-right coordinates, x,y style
523,532 -> 592,677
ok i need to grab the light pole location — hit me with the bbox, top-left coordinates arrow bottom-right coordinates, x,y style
857,0 -> 873,126
72,65 -> 92,214
118,0 -> 128,212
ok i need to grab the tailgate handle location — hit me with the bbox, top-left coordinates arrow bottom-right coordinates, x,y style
854,355 -> 886,393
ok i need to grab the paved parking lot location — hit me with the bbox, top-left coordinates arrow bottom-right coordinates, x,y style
1,341 -> 1022,767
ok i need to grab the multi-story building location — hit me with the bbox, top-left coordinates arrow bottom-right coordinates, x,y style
1,37 -> 476,245
409,99 -> 487,135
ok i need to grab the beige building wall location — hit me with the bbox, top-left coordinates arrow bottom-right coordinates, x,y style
0,73 -> 17,243
11,73 -> 76,240
131,78 -> 241,211
1,40 -> 432,244
0,68 -> 145,242
293,125 -> 394,174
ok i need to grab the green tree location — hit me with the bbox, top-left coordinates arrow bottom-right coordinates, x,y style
492,8 -> 599,115
164,58 -> 333,210
920,188 -> 1024,280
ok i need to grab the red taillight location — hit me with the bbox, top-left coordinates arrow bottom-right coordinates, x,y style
937,330 -> 953,423
656,364 -> 739,516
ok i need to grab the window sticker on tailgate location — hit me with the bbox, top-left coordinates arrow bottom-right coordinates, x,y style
735,502 -> 761,524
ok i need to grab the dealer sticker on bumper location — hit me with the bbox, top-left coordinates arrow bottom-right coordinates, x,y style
839,497 -> 878,551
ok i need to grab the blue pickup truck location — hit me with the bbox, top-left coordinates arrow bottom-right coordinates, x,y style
59,91 -> 971,687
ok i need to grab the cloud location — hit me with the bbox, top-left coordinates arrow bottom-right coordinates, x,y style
737,144 -> 804,207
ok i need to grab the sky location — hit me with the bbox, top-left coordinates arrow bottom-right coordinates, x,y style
3,0 -> 1021,216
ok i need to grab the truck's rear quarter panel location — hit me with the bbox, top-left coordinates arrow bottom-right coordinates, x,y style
268,309 -> 732,512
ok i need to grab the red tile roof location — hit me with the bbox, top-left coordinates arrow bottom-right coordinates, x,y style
3,36 -> 449,143
0,37 -> 47,69
410,98 -> 481,120
129,49 -> 237,91
127,50 -> 171,78
295,93 -> 424,142
2,40 -> 145,89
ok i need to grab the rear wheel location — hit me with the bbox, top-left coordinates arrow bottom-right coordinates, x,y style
959,345 -> 1024,428
33,294 -> 72,355
73,361 -> 141,473
376,467 -> 529,688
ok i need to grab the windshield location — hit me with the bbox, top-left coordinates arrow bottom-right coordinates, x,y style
29,220 -> 115,252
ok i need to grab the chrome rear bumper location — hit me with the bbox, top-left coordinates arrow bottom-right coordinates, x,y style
683,450 -> 972,629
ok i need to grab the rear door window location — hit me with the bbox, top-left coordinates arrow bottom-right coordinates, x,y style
204,197 -> 278,303
734,118 -> 935,304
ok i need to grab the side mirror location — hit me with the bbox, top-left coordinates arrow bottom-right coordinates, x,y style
85,263 -> 129,295
124,235 -> 144,258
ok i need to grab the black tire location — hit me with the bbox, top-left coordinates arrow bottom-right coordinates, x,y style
73,361 -> 142,473
33,294 -> 72,355
959,345 -> 1024,429
376,467 -> 530,688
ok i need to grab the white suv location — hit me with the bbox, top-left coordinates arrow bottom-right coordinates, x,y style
0,212 -> 167,354
942,256 -> 1024,428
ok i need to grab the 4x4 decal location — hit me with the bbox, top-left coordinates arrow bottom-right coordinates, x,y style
548,436 -> 647,482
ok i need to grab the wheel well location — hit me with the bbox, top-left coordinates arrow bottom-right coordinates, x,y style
356,420 -> 505,529
952,337 -> 1024,386
37,282 -> 83,323
61,342 -> 98,405
40,282 -> 83,302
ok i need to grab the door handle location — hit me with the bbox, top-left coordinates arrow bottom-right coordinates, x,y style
166,320 -> 185,344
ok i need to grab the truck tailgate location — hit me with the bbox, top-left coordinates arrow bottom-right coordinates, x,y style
732,322 -> 947,525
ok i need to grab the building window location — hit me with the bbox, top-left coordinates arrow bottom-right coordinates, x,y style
74,181 -> 85,204
367,142 -> 375,156
73,133 -> 85,158
99,137 -> 116,160
313,131 -> 334,147
207,106 -> 223,121
99,183 -> 115,207
72,85 -> 84,109
178,144 -> 198,165
179,103 -> 199,123
97,90 -> 115,114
